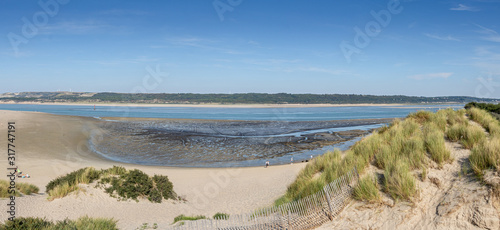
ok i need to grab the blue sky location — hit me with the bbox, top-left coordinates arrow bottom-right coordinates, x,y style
1,0 -> 500,98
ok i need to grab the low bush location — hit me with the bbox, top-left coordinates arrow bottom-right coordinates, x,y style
46,166 -> 177,203
0,216 -> 118,230
153,175 -> 177,200
0,217 -> 53,230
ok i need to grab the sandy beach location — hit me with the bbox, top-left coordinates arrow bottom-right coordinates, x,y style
0,110 -> 307,229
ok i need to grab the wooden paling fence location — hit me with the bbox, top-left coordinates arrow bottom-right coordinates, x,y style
167,167 -> 359,230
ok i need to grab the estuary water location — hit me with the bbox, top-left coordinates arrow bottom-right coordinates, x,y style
0,103 -> 463,121
1,103 -> 464,167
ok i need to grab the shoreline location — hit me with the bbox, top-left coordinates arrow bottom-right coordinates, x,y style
0,110 -> 309,229
0,101 -> 464,108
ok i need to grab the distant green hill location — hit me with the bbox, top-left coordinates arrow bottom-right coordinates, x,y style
0,92 -> 498,105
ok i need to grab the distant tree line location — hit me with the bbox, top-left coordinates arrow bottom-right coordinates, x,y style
1,92 -> 499,105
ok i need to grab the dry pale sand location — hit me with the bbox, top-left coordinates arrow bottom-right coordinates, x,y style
316,121 -> 500,230
0,110 -> 306,229
0,101 -> 409,108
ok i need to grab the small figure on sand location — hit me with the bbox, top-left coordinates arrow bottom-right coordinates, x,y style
291,157 -> 294,165
16,168 -> 30,178
265,161 -> 270,168
310,155 -> 313,160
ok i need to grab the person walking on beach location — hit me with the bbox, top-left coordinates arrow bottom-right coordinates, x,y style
291,157 -> 293,165
265,161 -> 270,168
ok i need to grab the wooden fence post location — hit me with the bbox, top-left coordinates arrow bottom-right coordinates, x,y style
323,187 -> 334,220
288,208 -> 292,230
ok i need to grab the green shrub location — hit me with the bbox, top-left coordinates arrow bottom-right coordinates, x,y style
113,169 -> 153,201
0,216 -> 118,230
46,166 -> 176,202
148,188 -> 162,203
153,175 -> 177,200
353,175 -> 381,203
0,217 -> 52,230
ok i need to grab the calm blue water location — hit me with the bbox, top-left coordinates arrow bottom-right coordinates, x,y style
0,104 -> 464,121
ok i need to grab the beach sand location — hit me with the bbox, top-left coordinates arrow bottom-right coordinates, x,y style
0,110 -> 306,229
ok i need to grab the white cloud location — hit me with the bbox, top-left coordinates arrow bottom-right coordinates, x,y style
450,4 -> 479,11
39,21 -> 114,35
408,72 -> 453,80
297,67 -> 350,75
163,36 -> 248,54
98,9 -> 149,16
474,24 -> 500,43
424,33 -> 460,41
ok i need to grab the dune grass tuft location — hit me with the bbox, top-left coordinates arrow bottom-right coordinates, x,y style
173,215 -> 206,224
353,175 -> 381,203
446,123 -> 467,142
468,107 -> 500,137
0,180 -> 39,198
469,137 -> 500,177
17,182 -> 40,195
461,125 -> 486,149
425,129 -> 451,166
47,182 -> 79,201
384,161 -> 417,201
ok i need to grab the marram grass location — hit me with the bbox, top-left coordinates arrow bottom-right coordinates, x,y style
353,175 -> 381,203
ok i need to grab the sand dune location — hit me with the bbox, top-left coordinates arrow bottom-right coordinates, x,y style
0,110 -> 306,229
316,123 -> 500,230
